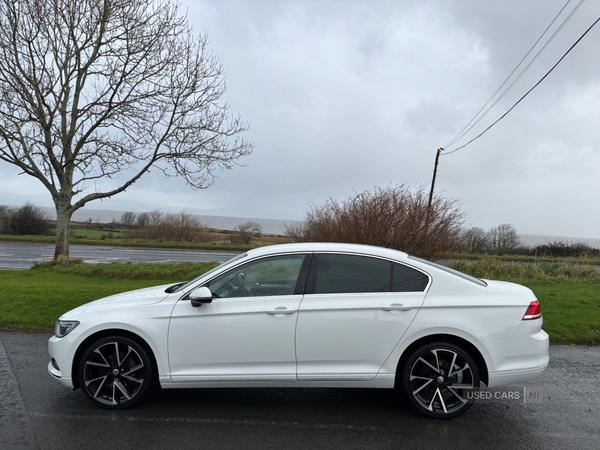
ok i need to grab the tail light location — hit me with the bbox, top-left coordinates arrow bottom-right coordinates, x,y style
523,300 -> 542,320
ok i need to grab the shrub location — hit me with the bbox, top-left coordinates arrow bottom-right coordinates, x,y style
290,186 -> 465,259
532,240 -> 600,258
230,221 -> 263,245
1,202 -> 50,235
128,209 -> 209,242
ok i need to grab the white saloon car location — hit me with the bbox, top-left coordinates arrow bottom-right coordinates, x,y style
48,243 -> 549,418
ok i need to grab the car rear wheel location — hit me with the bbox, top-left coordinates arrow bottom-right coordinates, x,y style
401,342 -> 480,418
78,336 -> 152,409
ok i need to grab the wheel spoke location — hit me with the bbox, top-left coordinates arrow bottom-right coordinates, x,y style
447,352 -> 458,376
432,350 -> 441,373
114,379 -> 132,401
412,378 -> 434,396
119,346 -> 134,368
93,348 -> 110,366
417,356 -> 439,374
122,374 -> 144,384
426,388 -> 447,413
436,389 -> 448,413
446,386 -> 468,404
85,374 -> 107,386
114,342 -> 121,367
122,363 -> 144,377
85,360 -> 110,368
93,376 -> 108,398
410,375 -> 434,382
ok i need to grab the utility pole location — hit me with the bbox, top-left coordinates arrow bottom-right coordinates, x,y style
428,148 -> 443,209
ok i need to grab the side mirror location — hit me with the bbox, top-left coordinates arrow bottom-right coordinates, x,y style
189,287 -> 213,307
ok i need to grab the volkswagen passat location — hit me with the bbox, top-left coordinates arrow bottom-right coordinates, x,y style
48,243 -> 549,418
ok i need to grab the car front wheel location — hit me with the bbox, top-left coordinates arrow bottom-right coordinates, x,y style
401,342 -> 480,418
78,336 -> 152,409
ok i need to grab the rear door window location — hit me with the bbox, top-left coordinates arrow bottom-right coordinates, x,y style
312,254 -> 428,294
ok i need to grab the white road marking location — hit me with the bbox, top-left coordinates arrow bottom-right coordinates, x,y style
28,412 -> 377,431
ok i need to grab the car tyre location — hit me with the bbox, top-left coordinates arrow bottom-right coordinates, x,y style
401,342 -> 480,419
78,335 -> 153,409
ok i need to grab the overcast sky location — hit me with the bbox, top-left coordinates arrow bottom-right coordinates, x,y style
1,0 -> 599,239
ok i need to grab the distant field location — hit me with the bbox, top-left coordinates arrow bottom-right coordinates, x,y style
0,222 -> 290,250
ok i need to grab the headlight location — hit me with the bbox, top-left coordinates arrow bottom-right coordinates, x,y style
55,320 -> 80,338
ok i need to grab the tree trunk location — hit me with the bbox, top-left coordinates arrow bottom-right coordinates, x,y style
54,204 -> 74,260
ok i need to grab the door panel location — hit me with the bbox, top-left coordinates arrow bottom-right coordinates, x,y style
295,292 -> 425,380
296,253 -> 428,380
168,253 -> 308,382
168,295 -> 302,382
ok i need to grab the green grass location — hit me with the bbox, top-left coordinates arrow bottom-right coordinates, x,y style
443,252 -> 600,266
0,261 -> 220,330
0,272 -> 175,330
447,258 -> 600,283
522,282 -> 600,344
1,258 -> 599,344
70,228 -> 127,239
31,259 -> 220,280
446,258 -> 600,343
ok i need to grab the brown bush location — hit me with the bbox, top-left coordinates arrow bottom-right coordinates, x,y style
2,202 -> 51,235
287,186 -> 465,259
129,209 -> 209,242
229,221 -> 263,245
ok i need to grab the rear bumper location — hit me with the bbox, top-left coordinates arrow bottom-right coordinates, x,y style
486,327 -> 549,388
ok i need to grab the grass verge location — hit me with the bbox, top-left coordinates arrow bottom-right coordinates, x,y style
1,259 -> 598,344
443,252 -> 600,266
0,261 -> 219,331
446,258 -> 600,343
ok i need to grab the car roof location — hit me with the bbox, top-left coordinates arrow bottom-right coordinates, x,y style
246,242 -> 410,261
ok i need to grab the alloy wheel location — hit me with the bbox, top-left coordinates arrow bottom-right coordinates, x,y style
403,343 -> 479,418
79,336 -> 151,409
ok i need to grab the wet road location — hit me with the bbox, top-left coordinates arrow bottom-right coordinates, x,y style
1,331 -> 598,450
0,241 -> 241,270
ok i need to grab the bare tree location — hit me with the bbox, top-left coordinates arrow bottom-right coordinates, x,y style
461,227 -> 489,253
0,0 -> 253,258
136,212 -> 150,229
0,205 -> 13,234
230,221 -> 263,245
120,212 -> 137,229
488,224 -> 520,254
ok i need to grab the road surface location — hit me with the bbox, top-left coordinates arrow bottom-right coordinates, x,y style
0,241 -> 241,270
1,331 -> 599,450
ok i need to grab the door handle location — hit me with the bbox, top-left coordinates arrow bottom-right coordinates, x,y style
382,303 -> 412,312
266,307 -> 296,315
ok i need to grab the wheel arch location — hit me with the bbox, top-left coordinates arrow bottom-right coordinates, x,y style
71,329 -> 159,390
394,333 -> 489,387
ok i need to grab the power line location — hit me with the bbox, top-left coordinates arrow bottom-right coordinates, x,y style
444,0 -> 582,150
444,0 -> 586,150
442,15 -> 600,156
448,154 -> 600,164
